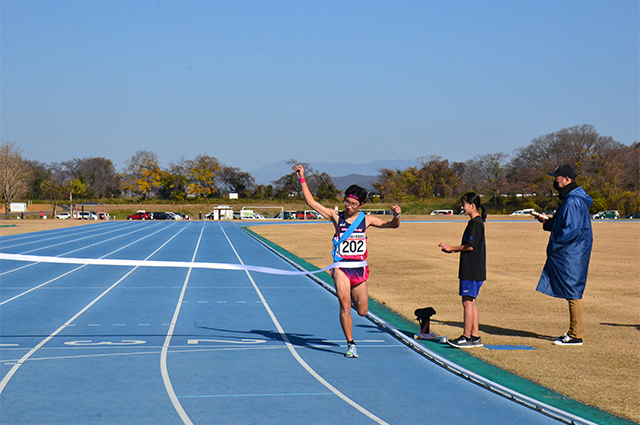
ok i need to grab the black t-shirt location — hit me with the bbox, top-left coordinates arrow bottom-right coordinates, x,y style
458,216 -> 486,281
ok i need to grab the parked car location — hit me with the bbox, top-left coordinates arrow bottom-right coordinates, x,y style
626,212 -> 640,219
295,211 -> 320,219
76,212 -> 98,220
510,208 -> 535,215
274,211 -> 296,220
56,212 -> 71,220
98,212 -> 111,220
430,209 -> 453,215
127,211 -> 152,220
152,212 -> 172,220
592,210 -> 620,220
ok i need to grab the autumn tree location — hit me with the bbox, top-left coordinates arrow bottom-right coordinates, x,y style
158,158 -> 190,200
120,151 -> 165,199
508,125 -> 630,211
416,155 -> 464,198
186,154 -> 221,198
0,142 -> 30,219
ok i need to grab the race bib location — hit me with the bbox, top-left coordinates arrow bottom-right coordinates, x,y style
336,232 -> 367,257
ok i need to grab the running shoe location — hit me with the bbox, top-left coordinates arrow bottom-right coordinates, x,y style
553,334 -> 583,346
345,342 -> 358,358
447,335 -> 475,348
470,336 -> 483,347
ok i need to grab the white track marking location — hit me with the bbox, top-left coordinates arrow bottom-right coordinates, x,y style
219,224 -> 389,425
160,222 -> 205,425
0,223 -> 177,306
0,224 -> 190,395
2,222 -> 139,251
0,222 -> 121,249
0,222 -> 157,277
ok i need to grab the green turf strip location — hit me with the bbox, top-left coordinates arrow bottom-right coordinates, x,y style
243,227 -> 636,425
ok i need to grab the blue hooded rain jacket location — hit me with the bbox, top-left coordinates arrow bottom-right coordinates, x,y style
536,187 -> 593,299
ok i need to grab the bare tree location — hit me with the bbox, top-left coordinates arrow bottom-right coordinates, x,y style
218,166 -> 255,198
461,153 -> 509,201
0,142 -> 30,219
63,157 -> 120,198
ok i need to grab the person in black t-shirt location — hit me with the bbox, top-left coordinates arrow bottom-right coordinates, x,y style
439,192 -> 487,348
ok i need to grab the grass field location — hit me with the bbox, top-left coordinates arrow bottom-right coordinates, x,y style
250,215 -> 640,423
3,215 -> 639,422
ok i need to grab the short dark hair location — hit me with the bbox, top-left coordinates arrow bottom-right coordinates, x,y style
344,185 -> 368,205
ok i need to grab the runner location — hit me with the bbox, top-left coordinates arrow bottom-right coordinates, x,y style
295,165 -> 401,358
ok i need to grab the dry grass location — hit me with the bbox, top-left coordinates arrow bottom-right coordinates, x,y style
251,215 -> 640,422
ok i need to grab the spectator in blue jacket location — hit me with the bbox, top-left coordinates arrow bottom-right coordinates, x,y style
536,165 -> 593,346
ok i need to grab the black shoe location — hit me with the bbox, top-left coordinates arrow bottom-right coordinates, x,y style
553,334 -> 583,346
470,336 -> 483,347
447,335 -> 474,348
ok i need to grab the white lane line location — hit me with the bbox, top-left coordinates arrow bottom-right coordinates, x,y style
0,222 -> 156,277
220,224 -> 389,425
160,221 -> 204,425
0,223 -> 176,306
0,222 -> 121,249
0,223 -> 191,395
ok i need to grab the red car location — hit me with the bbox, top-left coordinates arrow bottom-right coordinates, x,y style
295,211 -> 322,219
127,211 -> 152,220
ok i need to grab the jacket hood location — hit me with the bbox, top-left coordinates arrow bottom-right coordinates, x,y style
567,186 -> 593,208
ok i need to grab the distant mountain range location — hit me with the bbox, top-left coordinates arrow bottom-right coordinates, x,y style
251,159 -> 418,190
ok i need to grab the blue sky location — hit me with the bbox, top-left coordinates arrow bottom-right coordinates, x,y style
2,1 -> 638,173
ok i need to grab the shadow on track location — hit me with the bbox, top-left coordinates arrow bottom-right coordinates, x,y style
199,326 -> 344,355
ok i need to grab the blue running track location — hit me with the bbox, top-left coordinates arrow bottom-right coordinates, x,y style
0,221 -> 591,424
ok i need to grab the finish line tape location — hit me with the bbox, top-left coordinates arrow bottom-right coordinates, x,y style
0,253 -> 366,276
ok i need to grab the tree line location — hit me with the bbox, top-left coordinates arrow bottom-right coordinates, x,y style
1,124 -> 638,218
374,125 -> 639,214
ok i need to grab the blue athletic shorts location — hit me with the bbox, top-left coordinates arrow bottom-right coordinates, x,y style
459,280 -> 483,298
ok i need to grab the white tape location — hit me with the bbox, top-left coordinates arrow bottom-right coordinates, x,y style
0,253 -> 366,276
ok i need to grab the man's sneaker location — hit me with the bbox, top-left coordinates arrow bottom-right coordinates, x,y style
554,334 -> 583,346
345,343 -> 358,358
554,333 -> 568,341
470,336 -> 483,347
447,335 -> 475,348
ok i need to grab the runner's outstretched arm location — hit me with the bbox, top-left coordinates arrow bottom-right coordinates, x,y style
295,165 -> 337,221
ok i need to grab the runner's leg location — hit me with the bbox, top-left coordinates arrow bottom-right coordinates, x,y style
334,269 -> 354,341
351,281 -> 369,317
